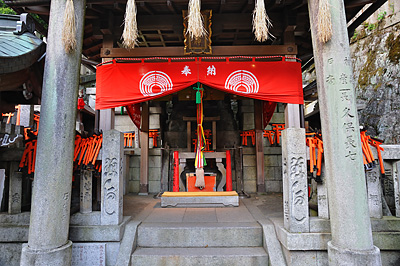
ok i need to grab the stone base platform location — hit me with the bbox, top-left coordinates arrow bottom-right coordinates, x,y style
161,191 -> 239,208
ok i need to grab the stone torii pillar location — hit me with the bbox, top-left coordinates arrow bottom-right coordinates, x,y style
308,0 -> 381,265
20,0 -> 86,265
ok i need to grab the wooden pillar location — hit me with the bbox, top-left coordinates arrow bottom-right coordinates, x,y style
284,28 -> 301,129
139,102 -> 149,194
308,0 -> 381,264
20,0 -> 86,265
187,121 -> 191,151
99,34 -> 115,132
254,100 -> 265,192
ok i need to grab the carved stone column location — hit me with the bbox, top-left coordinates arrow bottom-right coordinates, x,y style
317,165 -> 329,219
80,169 -> 92,214
8,162 -> 22,214
366,167 -> 383,218
101,130 -> 123,225
282,128 -> 309,233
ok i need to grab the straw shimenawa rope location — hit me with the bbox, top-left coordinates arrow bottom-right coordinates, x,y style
317,0 -> 332,43
122,0 -> 139,49
186,0 -> 207,39
252,0 -> 273,42
62,0 -> 77,53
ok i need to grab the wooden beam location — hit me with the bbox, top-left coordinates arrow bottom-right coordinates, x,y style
101,45 -> 297,57
140,101 -> 149,194
166,0 -> 177,14
254,100 -> 265,193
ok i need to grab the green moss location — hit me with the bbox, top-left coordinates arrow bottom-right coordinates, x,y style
358,49 -> 377,88
386,33 -> 400,63
374,82 -> 382,91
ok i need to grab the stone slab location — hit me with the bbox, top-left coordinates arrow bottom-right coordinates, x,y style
258,219 -> 287,266
71,243 -> 106,266
115,220 -> 140,266
161,195 -> 239,208
70,211 -> 101,226
215,204 -> 255,222
131,247 -> 268,266
0,243 -> 23,266
273,217 -> 400,251
380,145 -> 400,160
137,222 -> 262,248
182,208 -> 217,222
0,212 -> 30,224
0,224 -> 29,242
69,216 -> 130,242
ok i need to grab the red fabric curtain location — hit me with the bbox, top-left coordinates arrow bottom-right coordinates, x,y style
263,101 -> 278,128
125,103 -> 141,129
95,57 -> 303,110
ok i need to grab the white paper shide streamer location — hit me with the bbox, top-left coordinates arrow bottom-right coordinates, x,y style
62,0 -> 77,53
186,0 -> 207,39
317,0 -> 332,43
122,0 -> 139,49
252,0 -> 273,42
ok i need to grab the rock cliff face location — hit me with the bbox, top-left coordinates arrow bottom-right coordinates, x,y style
351,13 -> 400,144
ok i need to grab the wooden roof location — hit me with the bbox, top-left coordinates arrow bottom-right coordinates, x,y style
0,14 -> 45,74
5,0 -> 387,66
0,14 -> 44,111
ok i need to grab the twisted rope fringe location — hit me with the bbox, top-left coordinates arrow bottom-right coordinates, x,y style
252,0 -> 273,42
317,0 -> 332,43
122,0 -> 139,49
62,0 -> 77,53
186,0 -> 207,39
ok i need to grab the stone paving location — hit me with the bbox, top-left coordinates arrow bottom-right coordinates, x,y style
123,192 -> 284,223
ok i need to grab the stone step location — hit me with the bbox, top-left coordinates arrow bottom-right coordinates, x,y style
137,222 -> 263,248
131,247 -> 269,266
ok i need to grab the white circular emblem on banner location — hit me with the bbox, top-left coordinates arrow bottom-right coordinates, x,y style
140,71 -> 173,97
224,70 -> 259,94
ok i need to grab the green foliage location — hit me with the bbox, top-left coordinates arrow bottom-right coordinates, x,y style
30,13 -> 48,30
0,0 -> 16,14
377,11 -> 386,22
367,23 -> 376,31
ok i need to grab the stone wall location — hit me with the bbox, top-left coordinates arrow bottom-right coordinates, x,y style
351,4 -> 400,143
128,149 -> 162,193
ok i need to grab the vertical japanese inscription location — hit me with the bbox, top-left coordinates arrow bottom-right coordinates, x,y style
325,57 -> 359,161
289,156 -> 307,223
103,157 -> 118,215
80,170 -> 92,204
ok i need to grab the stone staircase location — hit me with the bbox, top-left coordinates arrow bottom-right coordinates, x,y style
130,221 -> 269,266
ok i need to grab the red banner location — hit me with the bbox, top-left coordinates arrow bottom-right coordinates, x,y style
263,101 -> 278,128
96,57 -> 303,110
125,103 -> 141,129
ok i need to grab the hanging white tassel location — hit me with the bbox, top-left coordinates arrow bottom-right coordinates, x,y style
252,0 -> 273,42
62,0 -> 77,53
317,0 -> 332,43
122,0 -> 139,49
186,0 -> 207,39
